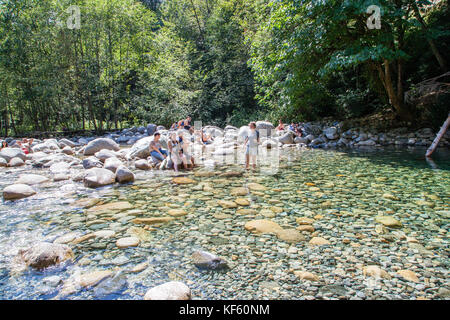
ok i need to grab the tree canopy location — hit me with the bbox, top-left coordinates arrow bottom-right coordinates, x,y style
0,0 -> 448,135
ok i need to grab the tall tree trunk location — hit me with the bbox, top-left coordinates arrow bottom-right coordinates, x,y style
376,60 -> 412,121
412,2 -> 447,71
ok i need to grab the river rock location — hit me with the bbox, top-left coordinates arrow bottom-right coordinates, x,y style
173,177 -> 195,184
18,242 -> 74,270
375,216 -> 402,228
83,168 -> 116,188
294,271 -> 319,281
116,237 -> 140,249
0,148 -> 27,162
79,270 -> 114,288
324,127 -> 339,140
127,136 -> 167,159
3,184 -> 36,200
104,157 -> 123,173
244,220 -> 283,234
59,138 -> 77,148
15,174 -> 49,185
192,250 -> 228,270
0,157 -> 6,167
276,229 -> 305,243
94,149 -> 118,162
397,269 -> 419,282
144,281 -> 191,300
218,200 -> 237,209
309,237 -> 330,246
83,156 -> 103,169
363,265 -> 391,279
116,166 -> 135,184
84,138 -> 120,156
135,159 -> 151,170
9,157 -> 25,167
278,131 -> 295,144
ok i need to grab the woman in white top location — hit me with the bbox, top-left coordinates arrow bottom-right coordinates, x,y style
244,122 -> 260,170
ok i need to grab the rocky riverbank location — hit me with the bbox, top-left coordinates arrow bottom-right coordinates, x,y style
0,121 -> 449,300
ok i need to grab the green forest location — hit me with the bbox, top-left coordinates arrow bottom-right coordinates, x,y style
0,0 -> 449,135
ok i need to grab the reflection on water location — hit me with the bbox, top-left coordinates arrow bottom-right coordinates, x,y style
0,147 -> 449,300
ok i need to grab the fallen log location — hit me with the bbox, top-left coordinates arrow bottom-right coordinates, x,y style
425,112 -> 450,157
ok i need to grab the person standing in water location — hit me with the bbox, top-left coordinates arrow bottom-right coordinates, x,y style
244,122 -> 260,170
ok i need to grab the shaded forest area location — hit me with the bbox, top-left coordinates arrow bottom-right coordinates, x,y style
0,0 -> 449,136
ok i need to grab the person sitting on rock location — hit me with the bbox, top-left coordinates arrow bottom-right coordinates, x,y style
201,129 -> 213,145
0,141 -> 8,151
168,132 -> 187,172
170,123 -> 178,130
276,119 -> 285,131
244,122 -> 260,170
149,132 -> 168,162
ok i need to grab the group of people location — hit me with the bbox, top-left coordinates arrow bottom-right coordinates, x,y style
149,119 -> 261,171
0,138 -> 34,154
149,131 -> 195,172
170,116 -> 193,133
276,120 -> 304,137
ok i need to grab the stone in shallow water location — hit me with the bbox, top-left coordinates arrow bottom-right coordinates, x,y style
54,232 -> 79,244
116,237 -> 140,248
297,225 -> 315,233
132,217 -> 174,225
192,251 -> 228,270
247,183 -> 267,191
3,184 -> 36,200
296,217 -> 315,225
235,198 -> 250,206
308,237 -> 330,246
230,187 -> 248,196
294,271 -> 319,281
260,209 -> 275,218
363,265 -> 391,279
130,262 -> 148,273
397,269 -> 419,283
15,174 -> 49,185
218,200 -> 237,209
79,270 -> 114,288
18,242 -> 74,270
173,177 -> 195,184
276,229 -> 305,243
168,209 -> 187,217
94,230 -> 116,238
144,281 -> 191,300
244,219 -> 283,234
375,216 -> 402,228
84,168 -> 116,188
87,201 -> 133,214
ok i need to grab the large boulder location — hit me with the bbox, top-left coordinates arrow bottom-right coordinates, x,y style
116,166 -> 135,184
294,137 -> 309,144
18,242 -> 74,270
256,121 -> 274,137
15,174 -> 49,185
83,156 -> 103,169
32,139 -> 60,152
94,149 -> 119,162
144,281 -> 191,300
84,168 -> 116,188
59,138 -> 77,148
104,157 -> 123,173
277,131 -> 295,144
324,127 -> 339,140
84,138 -> 120,156
3,184 -> 36,200
0,148 -> 26,162
0,157 -> 7,167
127,136 -> 168,160
135,159 -> 151,170
62,146 -> 74,155
147,124 -> 157,136
9,157 -> 25,167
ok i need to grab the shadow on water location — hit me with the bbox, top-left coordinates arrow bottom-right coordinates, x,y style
333,146 -> 450,171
